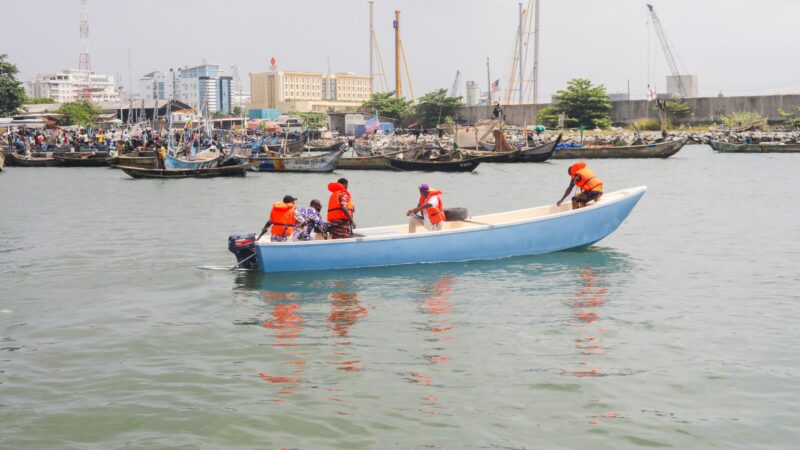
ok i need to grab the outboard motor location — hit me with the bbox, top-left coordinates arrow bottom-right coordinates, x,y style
228,233 -> 259,270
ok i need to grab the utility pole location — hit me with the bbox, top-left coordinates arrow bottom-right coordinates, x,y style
394,10 -> 402,99
532,0 -> 540,104
369,0 -> 374,94
518,2 -> 524,104
486,57 -> 492,104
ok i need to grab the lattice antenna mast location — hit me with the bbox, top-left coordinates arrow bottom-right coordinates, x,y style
79,0 -> 91,71
450,70 -> 461,97
646,4 -> 686,97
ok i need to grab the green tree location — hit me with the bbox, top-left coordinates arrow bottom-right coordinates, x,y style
537,78 -> 612,129
57,100 -> 103,126
664,95 -> 691,120
296,112 -> 328,130
0,54 -> 26,116
722,111 -> 766,128
24,96 -> 55,104
232,105 -> 243,117
414,89 -> 465,129
778,107 -> 800,128
360,91 -> 413,121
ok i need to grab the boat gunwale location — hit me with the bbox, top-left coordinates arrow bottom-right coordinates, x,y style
256,185 -> 647,248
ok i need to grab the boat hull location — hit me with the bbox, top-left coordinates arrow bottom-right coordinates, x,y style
469,137 -> 560,163
118,163 -> 250,179
552,138 -> 687,159
254,186 -> 646,272
387,157 -> 482,172
708,140 -> 800,153
250,150 -> 344,172
8,153 -> 61,167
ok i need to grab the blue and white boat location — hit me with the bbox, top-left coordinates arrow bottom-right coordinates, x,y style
164,149 -> 221,170
229,187 -> 646,273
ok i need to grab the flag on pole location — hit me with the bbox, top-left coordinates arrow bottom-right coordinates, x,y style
491,79 -> 500,93
646,87 -> 656,101
365,115 -> 379,132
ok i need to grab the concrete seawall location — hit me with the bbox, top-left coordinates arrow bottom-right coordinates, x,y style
457,94 -> 800,126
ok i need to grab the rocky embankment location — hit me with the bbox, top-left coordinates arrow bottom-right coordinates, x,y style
554,130 -> 800,146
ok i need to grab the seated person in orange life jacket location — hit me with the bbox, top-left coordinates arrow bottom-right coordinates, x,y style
556,161 -> 603,209
262,195 -> 304,242
406,184 -> 445,233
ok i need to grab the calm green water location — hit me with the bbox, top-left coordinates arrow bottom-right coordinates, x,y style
1,145 -> 799,449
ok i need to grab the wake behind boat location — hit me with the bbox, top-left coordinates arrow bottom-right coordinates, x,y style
227,186 -> 646,273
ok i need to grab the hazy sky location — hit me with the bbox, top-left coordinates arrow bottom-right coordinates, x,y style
4,0 -> 800,101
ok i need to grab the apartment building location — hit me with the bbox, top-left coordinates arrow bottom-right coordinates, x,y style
249,70 -> 371,113
26,69 -> 120,103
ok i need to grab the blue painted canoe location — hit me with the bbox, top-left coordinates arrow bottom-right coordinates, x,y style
253,186 -> 646,273
164,151 -> 220,170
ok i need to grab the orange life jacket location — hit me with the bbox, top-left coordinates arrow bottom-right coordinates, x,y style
419,189 -> 445,225
270,202 -> 296,237
569,162 -> 603,192
327,182 -> 355,221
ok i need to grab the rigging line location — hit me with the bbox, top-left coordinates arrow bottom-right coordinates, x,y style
399,39 -> 415,102
372,30 -> 389,92
519,3 -> 535,103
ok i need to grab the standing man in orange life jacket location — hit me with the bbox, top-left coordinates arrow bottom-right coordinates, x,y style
556,161 -> 603,209
406,183 -> 445,233
327,178 -> 355,239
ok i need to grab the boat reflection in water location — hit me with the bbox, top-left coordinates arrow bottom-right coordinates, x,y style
258,291 -> 305,402
232,247 -> 634,414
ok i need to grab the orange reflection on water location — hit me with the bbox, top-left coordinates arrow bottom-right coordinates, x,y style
258,291 -> 305,399
326,285 -> 368,376
564,270 -> 610,377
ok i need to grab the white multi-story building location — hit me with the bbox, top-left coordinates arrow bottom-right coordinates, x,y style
139,71 -> 172,100
249,69 -> 372,113
26,69 -> 120,103
174,64 -> 232,115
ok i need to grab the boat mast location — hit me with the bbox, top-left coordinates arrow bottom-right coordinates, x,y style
518,2 -> 524,104
369,0 -> 374,94
394,10 -> 402,99
486,57 -> 492,104
532,0 -> 539,104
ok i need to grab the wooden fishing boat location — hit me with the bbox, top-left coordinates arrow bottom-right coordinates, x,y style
707,140 -> 800,153
468,136 -> 561,163
53,153 -> 110,167
552,137 -> 687,159
250,149 -> 344,172
265,137 -> 305,155
238,186 -> 646,272
387,156 -> 482,172
107,150 -> 157,168
118,163 -> 251,179
8,153 -> 61,167
164,150 -> 220,170
337,150 -> 404,170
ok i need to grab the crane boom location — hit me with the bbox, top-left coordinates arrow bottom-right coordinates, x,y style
450,70 -> 461,97
646,3 -> 686,97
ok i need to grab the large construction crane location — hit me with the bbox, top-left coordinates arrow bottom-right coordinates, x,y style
646,3 -> 687,98
450,70 -> 461,97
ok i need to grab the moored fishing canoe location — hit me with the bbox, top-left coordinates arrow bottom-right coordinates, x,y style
53,153 -> 110,167
387,157 -> 482,172
708,140 -> 800,153
467,136 -> 561,163
164,151 -> 220,170
337,150 -> 404,170
247,186 -> 646,272
250,149 -> 344,172
118,163 -> 251,179
552,138 -> 687,159
8,153 -> 61,167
